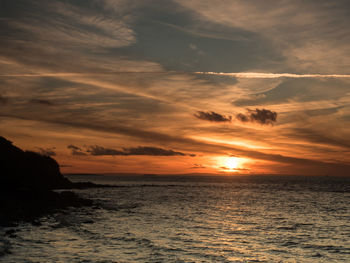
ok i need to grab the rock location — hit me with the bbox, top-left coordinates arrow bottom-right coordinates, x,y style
0,136 -> 95,226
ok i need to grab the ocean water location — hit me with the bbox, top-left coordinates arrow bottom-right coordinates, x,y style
1,175 -> 349,263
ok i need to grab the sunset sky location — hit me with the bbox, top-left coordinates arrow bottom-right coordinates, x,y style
1,0 -> 350,175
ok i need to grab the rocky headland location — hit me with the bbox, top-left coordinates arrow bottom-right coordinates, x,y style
0,136 -> 103,226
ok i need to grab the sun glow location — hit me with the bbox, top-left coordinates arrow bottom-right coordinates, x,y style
225,157 -> 239,170
215,156 -> 248,172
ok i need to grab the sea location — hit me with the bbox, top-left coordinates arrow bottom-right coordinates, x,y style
1,174 -> 349,263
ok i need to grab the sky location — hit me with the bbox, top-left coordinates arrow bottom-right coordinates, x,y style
1,0 -> 350,175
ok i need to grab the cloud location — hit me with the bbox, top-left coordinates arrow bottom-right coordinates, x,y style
29,99 -> 55,106
195,111 -> 232,122
286,128 -> 350,150
1,0 -> 349,176
236,113 -> 250,123
67,145 -> 87,156
78,145 -> 190,156
191,163 -> 206,169
177,0 -> 350,74
4,112 -> 350,175
12,1 -> 136,49
36,147 -> 56,156
123,146 -> 188,156
0,113 -> 311,162
196,72 -> 350,79
236,108 -> 277,125
0,95 -> 8,104
86,145 -> 124,156
67,145 -> 81,151
249,109 -> 277,124
0,0 -> 161,76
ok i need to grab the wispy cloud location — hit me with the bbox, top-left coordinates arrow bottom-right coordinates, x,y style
177,0 -> 350,74
1,0 -> 349,175
0,72 -> 165,77
196,72 -> 350,79
0,0 -> 161,75
10,1 -> 136,49
4,71 -> 350,79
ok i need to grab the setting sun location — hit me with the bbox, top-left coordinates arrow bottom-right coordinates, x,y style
215,156 -> 247,172
224,157 -> 239,170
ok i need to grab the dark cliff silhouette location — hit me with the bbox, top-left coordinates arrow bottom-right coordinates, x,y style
0,136 -> 100,226
0,136 -> 72,190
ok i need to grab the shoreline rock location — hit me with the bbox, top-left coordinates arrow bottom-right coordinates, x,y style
0,136 -> 105,227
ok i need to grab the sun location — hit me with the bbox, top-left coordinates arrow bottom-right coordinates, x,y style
224,157 -> 239,170
213,156 -> 250,173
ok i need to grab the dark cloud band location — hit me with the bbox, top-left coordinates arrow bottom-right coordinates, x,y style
195,111 -> 232,122
69,145 -> 192,157
236,108 -> 277,125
